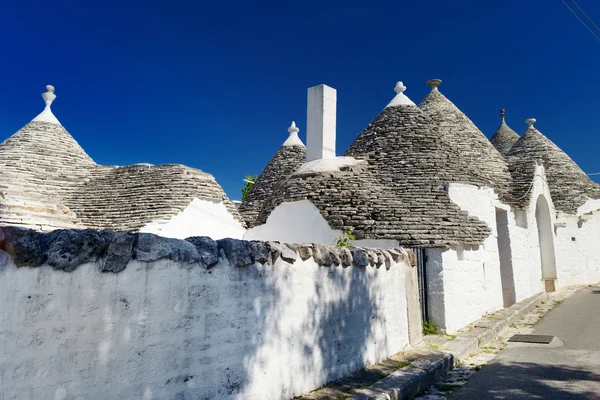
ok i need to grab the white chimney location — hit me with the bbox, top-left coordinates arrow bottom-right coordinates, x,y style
306,84 -> 337,162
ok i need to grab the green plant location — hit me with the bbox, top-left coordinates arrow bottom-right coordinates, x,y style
427,343 -> 440,350
241,174 -> 258,201
423,320 -> 439,335
334,230 -> 355,247
392,361 -> 411,369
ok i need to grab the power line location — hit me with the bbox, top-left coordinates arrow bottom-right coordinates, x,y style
561,0 -> 600,42
588,172 -> 600,176
570,0 -> 600,34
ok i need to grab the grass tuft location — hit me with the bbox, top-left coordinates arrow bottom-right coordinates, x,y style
423,320 -> 439,335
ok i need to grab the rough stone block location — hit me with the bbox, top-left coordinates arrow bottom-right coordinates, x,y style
349,247 -> 369,268
366,250 -> 378,266
168,238 -> 201,263
247,241 -> 270,264
387,249 -> 401,262
380,250 -> 393,270
405,249 -> 417,267
135,233 -> 172,262
268,241 -> 282,264
43,229 -> 112,272
328,247 -> 342,265
101,233 -> 135,273
297,244 -> 313,261
312,244 -> 333,266
375,251 -> 386,268
186,236 -> 219,268
281,244 -> 298,263
217,238 -> 253,268
2,227 -> 43,267
338,247 -> 353,267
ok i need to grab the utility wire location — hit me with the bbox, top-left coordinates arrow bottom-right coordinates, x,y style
588,172 -> 600,176
561,0 -> 600,42
570,0 -> 600,34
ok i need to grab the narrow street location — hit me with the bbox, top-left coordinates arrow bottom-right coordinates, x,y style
418,285 -> 600,399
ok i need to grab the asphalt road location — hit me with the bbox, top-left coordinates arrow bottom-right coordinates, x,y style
450,285 -> 600,399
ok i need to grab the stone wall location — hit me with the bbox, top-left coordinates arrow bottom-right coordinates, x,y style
0,227 -> 415,400
436,184 -> 505,332
555,202 -> 600,288
434,181 -> 550,332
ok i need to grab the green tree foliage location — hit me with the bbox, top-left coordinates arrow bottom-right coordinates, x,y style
241,174 -> 258,201
334,230 -> 355,247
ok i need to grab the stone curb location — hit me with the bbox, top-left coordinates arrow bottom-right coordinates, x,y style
349,292 -> 548,400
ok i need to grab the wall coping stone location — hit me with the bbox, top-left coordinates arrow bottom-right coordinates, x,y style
0,226 -> 414,273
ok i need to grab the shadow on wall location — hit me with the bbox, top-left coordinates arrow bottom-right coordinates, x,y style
229,262 -> 386,399
450,362 -> 600,399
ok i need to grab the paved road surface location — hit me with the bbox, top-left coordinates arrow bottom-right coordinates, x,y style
450,285 -> 600,399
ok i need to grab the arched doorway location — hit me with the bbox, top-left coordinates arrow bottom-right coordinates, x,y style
535,195 -> 557,292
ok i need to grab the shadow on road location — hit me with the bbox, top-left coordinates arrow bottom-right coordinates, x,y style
451,361 -> 600,399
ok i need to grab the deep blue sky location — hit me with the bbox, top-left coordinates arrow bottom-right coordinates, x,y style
1,0 -> 599,200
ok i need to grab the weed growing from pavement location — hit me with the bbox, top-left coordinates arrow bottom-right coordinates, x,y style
423,320 -> 439,335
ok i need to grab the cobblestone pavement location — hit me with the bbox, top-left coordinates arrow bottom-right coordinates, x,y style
414,286 -> 580,399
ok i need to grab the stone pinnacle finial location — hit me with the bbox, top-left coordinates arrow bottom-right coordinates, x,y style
427,79 -> 442,88
500,109 -> 506,119
525,118 -> 536,129
288,121 -> 299,134
282,120 -> 305,147
394,82 -> 407,93
42,85 -> 57,107
31,85 -> 61,125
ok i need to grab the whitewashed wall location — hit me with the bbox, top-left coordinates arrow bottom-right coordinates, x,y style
245,200 -> 400,248
430,184 -> 505,333
430,176 -> 554,333
141,198 -> 245,240
0,249 -> 410,400
555,199 -> 600,287
506,167 -> 552,299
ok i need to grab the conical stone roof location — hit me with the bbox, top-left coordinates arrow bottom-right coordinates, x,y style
0,86 -> 242,231
417,80 -> 511,198
258,82 -> 491,247
0,95 -> 97,228
490,109 -> 520,155
239,122 -> 306,227
506,119 -> 600,214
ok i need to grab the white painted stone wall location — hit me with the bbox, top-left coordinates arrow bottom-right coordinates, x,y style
0,251 -> 410,400
426,245 -> 502,333
555,199 -> 600,287
244,200 -> 399,248
431,175 -> 554,332
140,198 -> 245,240
434,184 -> 505,332
504,168 -> 553,300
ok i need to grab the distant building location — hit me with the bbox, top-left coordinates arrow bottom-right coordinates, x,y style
0,86 -> 245,240
244,79 -> 600,332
